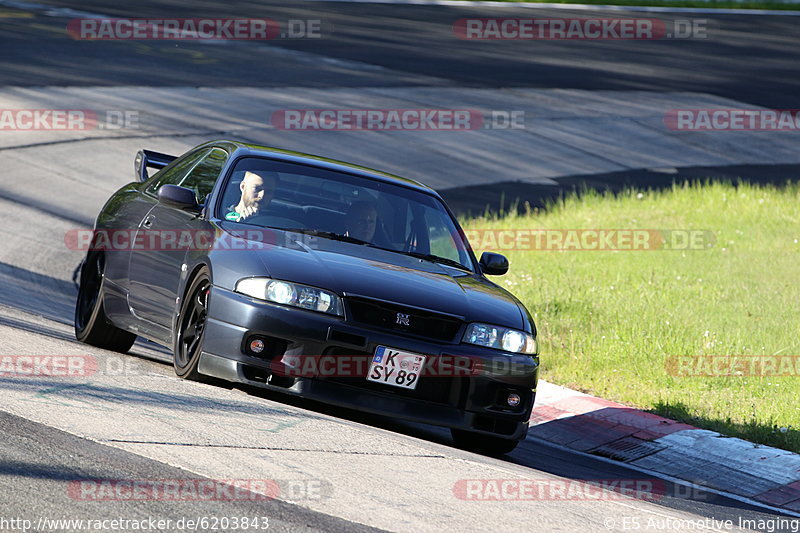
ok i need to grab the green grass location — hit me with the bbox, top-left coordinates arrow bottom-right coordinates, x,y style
462,182 -> 800,452
462,0 -> 800,10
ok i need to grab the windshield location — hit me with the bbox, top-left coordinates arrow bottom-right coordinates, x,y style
217,157 -> 475,271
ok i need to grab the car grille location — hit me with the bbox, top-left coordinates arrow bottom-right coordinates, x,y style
345,297 -> 463,342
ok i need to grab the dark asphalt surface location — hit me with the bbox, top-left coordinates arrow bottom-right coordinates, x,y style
0,0 -> 797,107
0,410 -> 383,532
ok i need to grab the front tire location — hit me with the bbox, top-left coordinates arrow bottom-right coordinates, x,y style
174,269 -> 211,381
74,251 -> 137,352
451,428 -> 520,455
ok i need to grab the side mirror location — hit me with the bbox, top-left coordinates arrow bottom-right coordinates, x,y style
479,252 -> 509,276
158,184 -> 200,212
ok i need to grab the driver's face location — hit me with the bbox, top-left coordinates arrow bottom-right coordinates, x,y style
346,206 -> 377,241
240,172 -> 276,210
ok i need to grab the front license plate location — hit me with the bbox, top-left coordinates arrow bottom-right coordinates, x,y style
367,346 -> 427,390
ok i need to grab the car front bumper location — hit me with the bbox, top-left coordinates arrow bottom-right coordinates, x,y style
198,286 -> 539,441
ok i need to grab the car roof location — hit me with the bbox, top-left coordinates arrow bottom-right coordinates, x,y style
205,139 -> 441,198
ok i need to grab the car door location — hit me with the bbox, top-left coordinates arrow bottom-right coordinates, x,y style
127,147 -> 228,336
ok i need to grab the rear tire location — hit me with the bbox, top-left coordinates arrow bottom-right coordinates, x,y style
451,428 -> 519,455
74,251 -> 137,353
174,269 -> 211,381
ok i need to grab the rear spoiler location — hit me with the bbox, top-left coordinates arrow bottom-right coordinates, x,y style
134,149 -> 177,182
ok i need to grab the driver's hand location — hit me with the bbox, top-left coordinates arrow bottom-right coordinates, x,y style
239,205 -> 258,220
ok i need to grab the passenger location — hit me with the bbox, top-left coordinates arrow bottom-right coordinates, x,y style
344,201 -> 378,242
225,170 -> 278,222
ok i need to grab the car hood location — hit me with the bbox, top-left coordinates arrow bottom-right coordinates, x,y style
240,231 -> 525,329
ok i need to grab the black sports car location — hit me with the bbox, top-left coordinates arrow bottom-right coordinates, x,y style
75,140 -> 539,454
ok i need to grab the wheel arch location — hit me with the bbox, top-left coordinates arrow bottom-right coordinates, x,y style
171,260 -> 213,342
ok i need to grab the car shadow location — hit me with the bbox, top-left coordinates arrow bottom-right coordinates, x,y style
0,260 -> 169,356
0,261 -> 78,324
234,383 -> 796,517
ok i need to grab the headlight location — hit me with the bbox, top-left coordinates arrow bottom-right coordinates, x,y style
463,323 -> 537,355
236,278 -> 342,316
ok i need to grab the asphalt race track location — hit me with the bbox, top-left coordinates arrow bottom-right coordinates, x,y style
3,0 -> 800,108
0,0 -> 798,531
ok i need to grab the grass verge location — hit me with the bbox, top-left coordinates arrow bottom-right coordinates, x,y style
461,182 -> 800,452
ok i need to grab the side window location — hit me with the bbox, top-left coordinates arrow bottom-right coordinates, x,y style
145,148 -> 210,197
178,148 -> 228,204
428,209 -> 463,263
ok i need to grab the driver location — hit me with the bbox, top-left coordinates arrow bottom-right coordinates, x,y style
225,170 -> 278,222
344,201 -> 378,242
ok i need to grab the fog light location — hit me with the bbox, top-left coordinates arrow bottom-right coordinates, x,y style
249,338 -> 265,354
507,393 -> 521,408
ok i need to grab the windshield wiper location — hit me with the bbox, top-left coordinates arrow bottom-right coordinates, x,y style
402,251 -> 472,272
